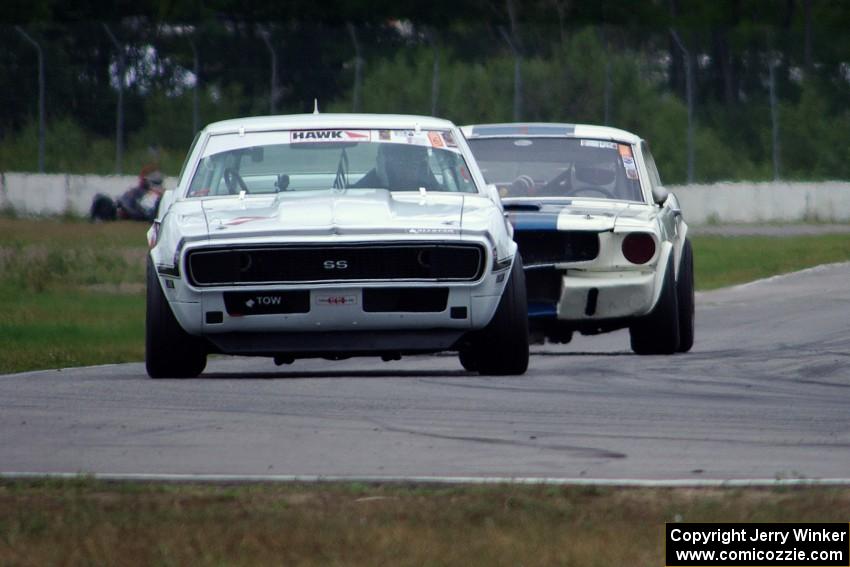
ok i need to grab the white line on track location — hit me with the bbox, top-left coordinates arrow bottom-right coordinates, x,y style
2,472 -> 850,487
722,261 -> 850,291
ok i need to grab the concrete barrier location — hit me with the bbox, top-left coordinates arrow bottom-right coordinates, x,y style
0,172 -> 176,217
1,172 -> 849,224
1,173 -> 70,216
671,181 -> 850,224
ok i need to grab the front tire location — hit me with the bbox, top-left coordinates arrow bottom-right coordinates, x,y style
145,258 -> 207,378
629,254 -> 680,355
461,254 -> 530,375
458,348 -> 479,372
676,239 -> 695,353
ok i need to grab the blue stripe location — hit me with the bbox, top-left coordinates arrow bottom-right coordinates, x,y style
528,302 -> 558,318
509,212 -> 559,231
470,124 -> 575,137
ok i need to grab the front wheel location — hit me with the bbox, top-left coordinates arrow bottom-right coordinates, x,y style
458,348 -> 479,372
460,254 -> 530,375
145,258 -> 207,378
629,254 -> 680,355
676,239 -> 695,353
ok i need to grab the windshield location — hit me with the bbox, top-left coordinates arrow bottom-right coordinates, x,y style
467,137 -> 644,202
187,129 -> 477,197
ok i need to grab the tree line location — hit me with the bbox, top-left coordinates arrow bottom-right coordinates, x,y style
2,0 -> 849,183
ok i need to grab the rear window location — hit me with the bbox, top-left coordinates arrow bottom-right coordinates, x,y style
467,137 -> 644,202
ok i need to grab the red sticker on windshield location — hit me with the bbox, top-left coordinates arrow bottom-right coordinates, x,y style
428,131 -> 445,148
290,130 -> 371,143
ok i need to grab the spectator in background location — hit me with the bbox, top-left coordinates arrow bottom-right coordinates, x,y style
90,167 -> 165,222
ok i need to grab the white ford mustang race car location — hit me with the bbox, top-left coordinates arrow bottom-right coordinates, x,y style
462,123 -> 693,354
145,114 -> 529,378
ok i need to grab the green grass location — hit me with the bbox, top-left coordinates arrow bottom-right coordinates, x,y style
0,218 -> 148,373
693,233 -> 850,290
0,479 -> 847,567
0,216 -> 150,249
1,217 -> 849,374
0,288 -> 144,371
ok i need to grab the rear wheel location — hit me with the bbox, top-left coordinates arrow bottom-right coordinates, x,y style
629,254 -> 680,355
146,258 -> 207,378
676,239 -> 695,353
461,254 -> 530,375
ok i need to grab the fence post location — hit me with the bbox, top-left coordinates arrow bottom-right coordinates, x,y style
346,23 -> 363,112
15,26 -> 45,173
499,26 -> 522,122
769,61 -> 781,180
604,59 -> 612,126
670,29 -> 695,183
426,28 -> 440,116
102,23 -> 125,174
259,28 -> 278,115
189,35 -> 200,133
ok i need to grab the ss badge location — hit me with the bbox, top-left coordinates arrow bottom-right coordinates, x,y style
323,260 -> 348,270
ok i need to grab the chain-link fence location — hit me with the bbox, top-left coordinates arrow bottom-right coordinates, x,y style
2,17 -> 846,183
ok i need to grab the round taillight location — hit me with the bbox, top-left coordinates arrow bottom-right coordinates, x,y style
622,233 -> 656,264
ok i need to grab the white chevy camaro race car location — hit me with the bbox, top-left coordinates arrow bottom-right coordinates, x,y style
146,114 -> 529,378
462,123 -> 693,354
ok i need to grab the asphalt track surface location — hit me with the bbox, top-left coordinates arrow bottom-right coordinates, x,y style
2,263 -> 849,481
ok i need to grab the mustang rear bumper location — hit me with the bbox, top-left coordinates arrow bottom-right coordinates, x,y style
556,270 -> 657,320
554,242 -> 672,320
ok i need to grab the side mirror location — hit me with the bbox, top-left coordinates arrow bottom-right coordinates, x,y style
485,183 -> 503,207
662,191 -> 682,217
651,184 -> 669,206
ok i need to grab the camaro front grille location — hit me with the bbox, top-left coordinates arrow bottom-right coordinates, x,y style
514,230 -> 599,266
186,244 -> 485,286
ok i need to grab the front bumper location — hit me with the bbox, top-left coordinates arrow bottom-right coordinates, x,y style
160,269 -> 510,339
201,286 -> 499,332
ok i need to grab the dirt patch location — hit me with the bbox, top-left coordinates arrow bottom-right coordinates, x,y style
1,481 -> 847,567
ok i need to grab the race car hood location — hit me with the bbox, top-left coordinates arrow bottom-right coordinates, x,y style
199,189 -> 466,239
505,200 -> 657,233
